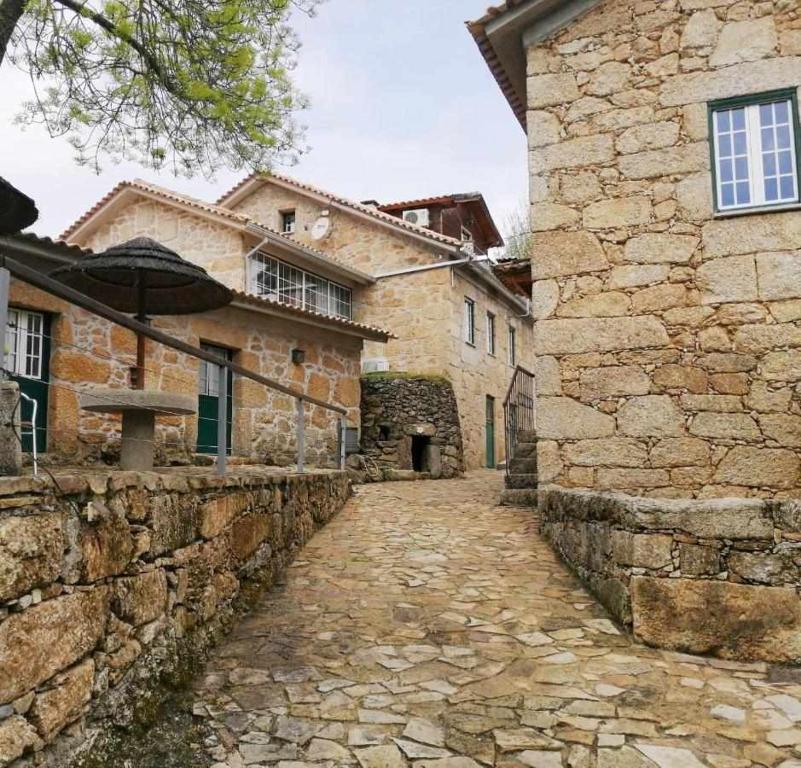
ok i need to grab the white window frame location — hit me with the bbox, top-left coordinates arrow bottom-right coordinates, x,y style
486,311 -> 496,355
711,92 -> 801,212
464,298 -> 476,346
6,308 -> 44,380
508,324 -> 517,367
281,210 -> 296,234
249,252 -> 353,320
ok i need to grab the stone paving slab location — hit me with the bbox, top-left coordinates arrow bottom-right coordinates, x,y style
193,472 -> 801,767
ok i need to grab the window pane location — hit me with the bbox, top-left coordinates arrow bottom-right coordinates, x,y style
779,151 -> 794,174
760,103 -> 774,125
733,131 -> 748,155
781,175 -> 796,199
721,184 -> 735,207
719,158 -> 733,182
719,134 -> 732,157
764,153 -> 777,176
734,157 -> 749,180
732,108 -> 746,130
776,101 -> 790,123
736,181 -> 751,204
777,124 -> 791,149
765,177 -> 779,202
717,111 -> 730,132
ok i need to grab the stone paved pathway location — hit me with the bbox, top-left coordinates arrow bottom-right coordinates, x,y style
194,472 -> 801,768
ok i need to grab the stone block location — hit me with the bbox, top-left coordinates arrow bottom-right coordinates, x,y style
689,412 -> 759,440
533,317 -> 669,355
0,715 -> 42,765
624,233 -> 699,264
759,413 -> 801,448
650,438 -> 710,468
676,173 -> 713,221
612,531 -> 673,569
618,142 -> 708,180
537,398 -> 615,440
583,196 -> 652,228
597,468 -> 670,490
563,438 -> 648,468
0,589 -> 109,704
660,57 -> 801,107
579,366 -> 650,401
680,9 -> 722,49
679,394 -> 741,412
530,202 -> 579,231
199,492 -> 250,539
652,365 -> 707,393
631,577 -> 801,662
746,382 -> 792,413
530,232 -> 608,279
530,134 -> 615,172
709,18 -> 778,68
756,252 -> 801,301
557,292 -> 630,318
527,73 -> 579,108
528,110 -> 562,147
617,122 -> 679,155
733,323 -> 801,355
714,446 -> 800,489
229,513 -> 271,562
617,396 -> 685,437
0,382 -> 21,477
28,659 -> 94,740
0,513 -> 63,602
531,280 -> 559,319
702,213 -> 801,258
113,569 -> 168,626
631,284 -> 687,313
149,495 -> 198,556
762,351 -> 801,382
534,356 -> 561,396
77,502 -> 134,583
608,264 -> 669,289
729,552 -> 789,586
697,255 -> 758,304
679,543 -> 720,576
586,61 -> 631,96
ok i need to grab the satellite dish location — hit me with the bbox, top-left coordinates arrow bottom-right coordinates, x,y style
311,215 -> 331,240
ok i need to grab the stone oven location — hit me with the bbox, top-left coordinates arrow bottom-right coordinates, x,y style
360,373 -> 463,478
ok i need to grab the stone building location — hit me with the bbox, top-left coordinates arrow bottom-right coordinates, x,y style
214,173 -> 535,469
5,181 -> 391,467
470,0 -> 801,498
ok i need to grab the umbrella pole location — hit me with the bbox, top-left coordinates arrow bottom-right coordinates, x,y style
134,270 -> 146,389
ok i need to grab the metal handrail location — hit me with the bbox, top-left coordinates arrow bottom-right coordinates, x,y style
0,255 -> 348,475
502,365 -> 535,481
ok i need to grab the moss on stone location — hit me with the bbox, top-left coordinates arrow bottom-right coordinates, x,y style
361,371 -> 451,385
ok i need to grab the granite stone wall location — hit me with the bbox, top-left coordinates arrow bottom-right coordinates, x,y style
0,468 -> 350,767
526,0 -> 801,496
360,374 -> 464,479
540,487 -> 801,663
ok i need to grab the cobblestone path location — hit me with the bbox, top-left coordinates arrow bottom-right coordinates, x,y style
195,473 -> 801,768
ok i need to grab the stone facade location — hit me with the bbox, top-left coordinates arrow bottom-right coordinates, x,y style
0,467 -> 350,767
34,195 -> 375,467
523,0 -> 801,497
226,181 -> 534,470
540,487 -> 801,663
360,373 -> 463,478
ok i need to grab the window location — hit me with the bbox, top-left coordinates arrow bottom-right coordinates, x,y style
486,312 -> 496,355
464,297 -> 475,345
6,309 -> 44,379
710,90 -> 801,212
508,324 -> 517,366
249,252 -> 353,319
281,210 -> 296,234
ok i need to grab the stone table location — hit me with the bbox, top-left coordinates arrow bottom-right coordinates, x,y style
80,389 -> 196,470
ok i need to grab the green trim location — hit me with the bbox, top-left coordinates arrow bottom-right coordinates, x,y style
707,87 -> 801,214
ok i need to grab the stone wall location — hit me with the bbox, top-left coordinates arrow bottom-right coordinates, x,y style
360,373 -> 463,478
540,487 -> 801,663
0,467 -> 350,767
526,0 -> 801,496
230,182 -> 535,469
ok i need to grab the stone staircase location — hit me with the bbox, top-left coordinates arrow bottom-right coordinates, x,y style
500,430 -> 538,506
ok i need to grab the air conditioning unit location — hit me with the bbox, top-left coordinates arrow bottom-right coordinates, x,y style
403,208 -> 430,227
362,358 -> 390,374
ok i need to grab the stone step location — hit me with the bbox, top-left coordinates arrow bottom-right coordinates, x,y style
517,430 -> 537,443
509,457 -> 537,474
499,488 -> 538,507
506,472 -> 538,489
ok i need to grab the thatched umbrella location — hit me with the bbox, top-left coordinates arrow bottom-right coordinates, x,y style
51,237 -> 232,388
0,177 -> 38,235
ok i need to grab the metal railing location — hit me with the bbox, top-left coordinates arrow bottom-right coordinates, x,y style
0,255 -> 349,476
502,365 -> 535,481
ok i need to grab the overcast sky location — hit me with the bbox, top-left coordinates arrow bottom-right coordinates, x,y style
0,0 -> 527,239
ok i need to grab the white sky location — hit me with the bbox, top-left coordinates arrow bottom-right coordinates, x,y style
0,0 -> 527,239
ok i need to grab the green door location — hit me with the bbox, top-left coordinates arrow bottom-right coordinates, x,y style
197,343 -> 233,455
485,395 -> 496,469
6,308 -> 50,454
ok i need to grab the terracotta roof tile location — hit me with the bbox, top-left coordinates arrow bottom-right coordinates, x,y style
217,172 -> 466,250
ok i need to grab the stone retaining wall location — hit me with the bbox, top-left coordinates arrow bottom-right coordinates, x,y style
0,468 -> 350,767
540,487 -> 801,663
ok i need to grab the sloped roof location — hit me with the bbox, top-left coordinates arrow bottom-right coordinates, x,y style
217,172 -> 466,251
60,179 -> 374,285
